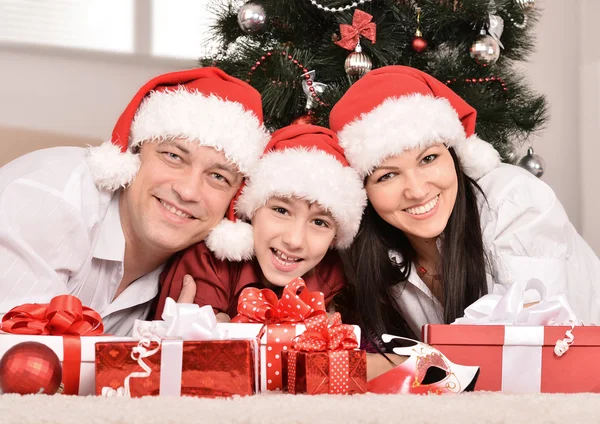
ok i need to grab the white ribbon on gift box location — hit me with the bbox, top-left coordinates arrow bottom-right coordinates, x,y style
452,278 -> 581,393
102,297 -> 225,397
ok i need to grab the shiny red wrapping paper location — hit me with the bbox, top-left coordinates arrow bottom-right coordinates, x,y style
282,349 -> 367,395
95,340 -> 256,397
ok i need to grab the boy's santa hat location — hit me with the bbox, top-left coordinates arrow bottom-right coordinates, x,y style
329,65 -> 501,180
86,67 -> 270,191
205,124 -> 367,262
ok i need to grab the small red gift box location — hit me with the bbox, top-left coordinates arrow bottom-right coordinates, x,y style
283,312 -> 367,395
423,324 -> 600,393
95,339 -> 258,397
283,349 -> 367,395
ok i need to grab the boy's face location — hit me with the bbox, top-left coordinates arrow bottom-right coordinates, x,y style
251,196 -> 338,287
120,139 -> 243,254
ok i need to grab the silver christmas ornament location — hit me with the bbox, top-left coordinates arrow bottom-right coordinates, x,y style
237,2 -> 267,34
344,44 -> 372,78
470,29 -> 500,66
517,146 -> 545,178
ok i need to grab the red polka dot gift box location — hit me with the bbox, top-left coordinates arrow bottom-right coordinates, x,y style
282,311 -> 367,395
221,278 -> 362,392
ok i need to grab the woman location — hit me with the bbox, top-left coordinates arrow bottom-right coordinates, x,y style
329,65 -> 600,343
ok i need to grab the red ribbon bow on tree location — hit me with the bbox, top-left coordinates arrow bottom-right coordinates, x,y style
292,311 -> 358,352
334,9 -> 377,51
232,277 -> 325,324
1,294 -> 104,336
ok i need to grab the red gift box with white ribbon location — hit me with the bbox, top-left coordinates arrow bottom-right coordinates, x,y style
423,324 -> 600,393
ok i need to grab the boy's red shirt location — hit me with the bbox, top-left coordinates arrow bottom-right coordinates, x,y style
154,242 -> 346,319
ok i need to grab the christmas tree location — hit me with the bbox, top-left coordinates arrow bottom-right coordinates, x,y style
200,0 -> 547,162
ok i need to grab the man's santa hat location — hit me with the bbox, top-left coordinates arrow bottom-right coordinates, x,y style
329,65 -> 501,180
205,124 -> 367,261
86,67 -> 269,191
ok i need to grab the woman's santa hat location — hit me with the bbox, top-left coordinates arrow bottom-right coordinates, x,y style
205,124 -> 367,261
86,67 -> 270,191
329,65 -> 501,180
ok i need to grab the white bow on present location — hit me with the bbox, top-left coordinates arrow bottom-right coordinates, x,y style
454,278 -> 582,327
453,278 -> 583,357
102,298 -> 225,397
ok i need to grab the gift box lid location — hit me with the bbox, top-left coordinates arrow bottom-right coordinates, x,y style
423,324 -> 600,347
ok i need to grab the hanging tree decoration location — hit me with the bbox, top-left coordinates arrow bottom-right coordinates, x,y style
307,0 -> 372,13
301,70 -> 328,110
334,9 -> 377,78
470,3 -> 505,66
291,70 -> 329,125
237,1 -> 268,34
411,7 -> 428,53
518,145 -> 545,178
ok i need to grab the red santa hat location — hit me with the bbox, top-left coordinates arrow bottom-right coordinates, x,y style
205,124 -> 367,261
86,67 -> 270,191
329,65 -> 500,180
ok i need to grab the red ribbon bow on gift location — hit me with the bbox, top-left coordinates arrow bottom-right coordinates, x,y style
1,294 -> 104,335
232,278 -> 325,324
293,311 -> 358,352
334,9 -> 377,51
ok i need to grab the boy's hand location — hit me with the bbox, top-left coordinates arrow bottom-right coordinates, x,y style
177,274 -> 196,304
216,312 -> 231,323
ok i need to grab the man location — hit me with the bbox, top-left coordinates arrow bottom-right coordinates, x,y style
0,67 -> 269,335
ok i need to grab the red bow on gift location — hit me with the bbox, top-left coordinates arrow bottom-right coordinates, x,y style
1,294 -> 104,335
293,311 -> 358,352
334,9 -> 377,51
232,278 -> 325,324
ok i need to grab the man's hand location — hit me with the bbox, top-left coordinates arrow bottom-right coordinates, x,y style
177,274 -> 197,304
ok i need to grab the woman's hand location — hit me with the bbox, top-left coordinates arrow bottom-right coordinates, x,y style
216,312 -> 231,323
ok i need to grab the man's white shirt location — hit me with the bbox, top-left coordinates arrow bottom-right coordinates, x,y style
0,147 -> 163,336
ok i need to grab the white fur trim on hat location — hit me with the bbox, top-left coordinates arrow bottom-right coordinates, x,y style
86,141 -> 141,191
453,134 -> 501,180
235,148 -> 367,249
205,219 -> 255,261
338,94 -> 466,178
130,88 -> 269,175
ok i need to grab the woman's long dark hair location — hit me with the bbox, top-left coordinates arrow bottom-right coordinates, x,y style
339,147 -> 488,344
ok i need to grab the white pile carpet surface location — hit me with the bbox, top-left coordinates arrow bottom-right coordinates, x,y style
0,392 -> 595,424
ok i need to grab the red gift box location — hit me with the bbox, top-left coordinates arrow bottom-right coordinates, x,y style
283,311 -> 367,395
0,294 -> 128,395
95,339 -> 258,397
423,324 -> 600,393
283,349 -> 367,395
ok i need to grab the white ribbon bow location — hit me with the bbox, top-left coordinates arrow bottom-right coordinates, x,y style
133,297 -> 226,341
454,278 -> 581,327
102,298 -> 225,397
453,278 -> 582,357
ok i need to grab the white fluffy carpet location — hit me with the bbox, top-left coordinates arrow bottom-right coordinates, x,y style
0,392 -> 595,424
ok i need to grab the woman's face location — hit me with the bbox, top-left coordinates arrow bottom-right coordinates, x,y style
251,196 -> 338,287
365,143 -> 458,241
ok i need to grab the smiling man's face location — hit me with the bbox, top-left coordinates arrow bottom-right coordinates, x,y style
120,139 -> 243,254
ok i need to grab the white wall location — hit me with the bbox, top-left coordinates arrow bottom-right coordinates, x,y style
579,0 -> 600,254
0,47 -> 183,140
520,0 -> 581,231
